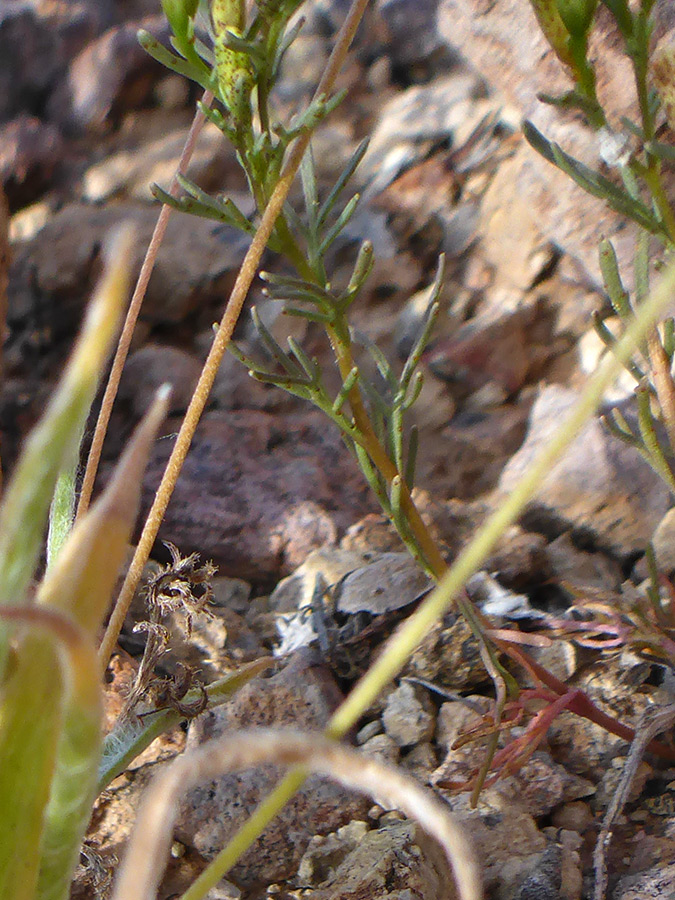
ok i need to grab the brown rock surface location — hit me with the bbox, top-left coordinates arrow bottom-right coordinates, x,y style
436,0 -> 675,286
141,409 -> 375,582
177,655 -> 370,887
498,385 -> 670,558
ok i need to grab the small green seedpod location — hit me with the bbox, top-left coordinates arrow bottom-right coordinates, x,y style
555,0 -> 597,38
211,0 -> 254,127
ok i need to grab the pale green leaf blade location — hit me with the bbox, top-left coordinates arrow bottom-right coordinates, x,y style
0,226 -> 134,615
0,635 -> 63,900
37,386 -> 170,638
34,389 -> 170,900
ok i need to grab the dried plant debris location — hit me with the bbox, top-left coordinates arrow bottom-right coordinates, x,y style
275,553 -> 433,677
122,542 -> 216,719
74,842 -> 116,899
146,541 -> 217,634
593,698 -> 675,900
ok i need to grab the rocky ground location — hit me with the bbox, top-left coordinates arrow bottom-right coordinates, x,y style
3,1 -> 675,899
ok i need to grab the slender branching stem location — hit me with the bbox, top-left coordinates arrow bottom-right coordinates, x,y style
98,0 -> 372,674
326,321 -> 449,577
176,258 -> 675,900
647,329 -> 675,455
76,92 -> 214,521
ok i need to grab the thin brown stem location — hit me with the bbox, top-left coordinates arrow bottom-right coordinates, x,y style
0,189 -> 9,495
647,329 -> 675,455
593,702 -> 675,900
98,0 -> 372,673
75,92 -> 214,522
327,323 -> 448,577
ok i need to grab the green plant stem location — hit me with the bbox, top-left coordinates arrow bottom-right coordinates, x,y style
327,321 -> 448,577
630,16 -> 675,242
98,0 -> 372,674
275,214 -> 315,280
568,35 -> 604,128
178,248 -> 675,900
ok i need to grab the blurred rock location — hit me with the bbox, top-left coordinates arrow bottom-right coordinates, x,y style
49,15 -> 169,130
178,655 -> 370,886
204,882 -> 241,900
382,681 -> 435,748
8,202 -> 251,337
339,512 -> 405,555
118,344 -> 202,417
82,122 -> 240,202
525,640 -> 579,686
545,531 -> 622,591
141,409 -> 375,582
651,507 -> 675,575
432,696 -> 492,788
300,819 -> 454,900
512,840 -> 567,900
401,740 -> 437,782
378,0 -> 445,65
270,547 -> 370,614
334,552 -> 432,614
483,525 -> 551,592
447,788 -> 547,899
297,820 -> 369,885
360,73 -> 485,195
359,732 -> 401,764
0,115 -> 64,210
551,801 -> 594,834
436,0 -> 675,288
0,1 -> 106,122
478,151 -> 557,293
405,614 -> 488,692
612,860 -> 675,899
498,385 -> 670,559
432,399 -> 532,499
494,754 -> 594,820
428,300 -> 560,401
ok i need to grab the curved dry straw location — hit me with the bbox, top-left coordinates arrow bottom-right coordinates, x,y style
111,728 -> 482,900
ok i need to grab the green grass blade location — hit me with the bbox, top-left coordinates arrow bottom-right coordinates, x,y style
0,226 -> 133,625
0,635 -> 63,900
35,622 -> 100,900
33,390 -> 169,900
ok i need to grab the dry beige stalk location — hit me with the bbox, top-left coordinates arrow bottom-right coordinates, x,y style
98,0 -> 372,673
111,728 -> 482,900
